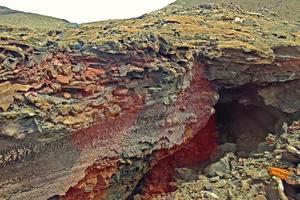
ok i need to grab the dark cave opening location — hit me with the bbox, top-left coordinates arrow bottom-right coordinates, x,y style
214,85 -> 292,157
130,85 -> 295,199
215,101 -> 279,156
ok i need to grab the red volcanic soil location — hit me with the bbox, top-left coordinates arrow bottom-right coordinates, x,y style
141,117 -> 218,197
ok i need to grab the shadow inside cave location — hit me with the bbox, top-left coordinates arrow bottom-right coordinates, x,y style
129,85 -> 297,199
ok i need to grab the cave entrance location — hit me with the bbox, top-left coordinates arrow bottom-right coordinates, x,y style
215,86 -> 288,157
129,85 -> 294,199
215,102 -> 278,156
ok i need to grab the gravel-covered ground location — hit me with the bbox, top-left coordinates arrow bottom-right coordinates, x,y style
153,121 -> 300,200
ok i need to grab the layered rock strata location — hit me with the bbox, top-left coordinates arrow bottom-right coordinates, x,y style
0,3 -> 299,200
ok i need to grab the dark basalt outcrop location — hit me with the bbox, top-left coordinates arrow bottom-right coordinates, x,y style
0,2 -> 299,200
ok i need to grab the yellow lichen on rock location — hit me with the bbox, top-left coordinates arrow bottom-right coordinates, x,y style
0,81 -> 15,111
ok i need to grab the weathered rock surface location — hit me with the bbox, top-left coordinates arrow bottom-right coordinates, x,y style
0,1 -> 299,200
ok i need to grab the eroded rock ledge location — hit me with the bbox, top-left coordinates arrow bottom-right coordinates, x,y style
0,3 -> 299,200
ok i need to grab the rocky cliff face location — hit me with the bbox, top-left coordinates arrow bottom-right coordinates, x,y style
0,2 -> 299,200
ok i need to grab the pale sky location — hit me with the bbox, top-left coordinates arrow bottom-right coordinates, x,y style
0,0 -> 176,23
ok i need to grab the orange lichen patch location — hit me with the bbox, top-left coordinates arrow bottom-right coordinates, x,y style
289,121 -> 300,132
63,92 -> 72,99
56,75 -> 73,84
84,71 -> 96,80
61,158 -> 118,200
87,67 -> 105,76
85,67 -> 105,80
112,87 -> 129,96
268,167 -> 291,180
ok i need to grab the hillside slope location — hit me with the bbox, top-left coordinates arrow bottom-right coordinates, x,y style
174,0 -> 300,22
0,6 -> 68,29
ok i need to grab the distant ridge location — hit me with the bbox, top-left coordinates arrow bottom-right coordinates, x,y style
0,6 -> 17,15
174,0 -> 300,22
0,6 -> 68,29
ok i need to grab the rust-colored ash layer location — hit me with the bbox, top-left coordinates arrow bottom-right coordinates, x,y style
140,117 -> 218,197
0,1 -> 299,200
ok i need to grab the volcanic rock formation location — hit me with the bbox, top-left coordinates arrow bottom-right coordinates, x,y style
0,1 -> 299,200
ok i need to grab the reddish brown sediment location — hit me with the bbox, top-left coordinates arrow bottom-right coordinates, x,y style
136,65 -> 218,197
141,117 -> 218,197
61,63 -> 217,199
60,158 -> 118,200
71,91 -> 144,150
